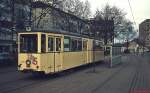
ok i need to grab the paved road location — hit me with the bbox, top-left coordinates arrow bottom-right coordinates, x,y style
0,54 -> 150,93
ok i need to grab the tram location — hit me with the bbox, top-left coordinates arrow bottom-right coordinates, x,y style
18,31 -> 104,74
17,1 -> 105,74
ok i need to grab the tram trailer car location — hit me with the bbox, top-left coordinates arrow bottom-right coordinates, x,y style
18,32 -> 104,74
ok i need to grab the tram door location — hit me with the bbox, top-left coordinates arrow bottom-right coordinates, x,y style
54,37 -> 62,72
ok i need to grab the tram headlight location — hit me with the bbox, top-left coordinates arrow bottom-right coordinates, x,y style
18,64 -> 22,68
32,61 -> 37,65
26,60 -> 31,65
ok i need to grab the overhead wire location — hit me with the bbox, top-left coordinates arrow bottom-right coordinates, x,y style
127,0 -> 138,30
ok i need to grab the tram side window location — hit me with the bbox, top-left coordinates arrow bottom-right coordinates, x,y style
64,37 -> 70,51
41,34 -> 46,53
71,39 -> 78,51
94,41 -> 102,51
104,47 -> 111,56
56,38 -> 61,51
48,37 -> 54,51
70,38 -> 82,51
78,40 -> 82,51
83,41 -> 87,51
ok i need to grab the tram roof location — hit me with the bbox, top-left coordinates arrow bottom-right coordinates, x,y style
18,30 -> 104,41
17,29 -> 94,39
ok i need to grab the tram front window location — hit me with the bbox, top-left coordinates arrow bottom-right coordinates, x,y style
20,34 -> 37,53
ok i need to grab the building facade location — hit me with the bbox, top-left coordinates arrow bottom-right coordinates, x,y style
0,0 -> 13,53
0,0 -> 30,54
139,19 -> 150,49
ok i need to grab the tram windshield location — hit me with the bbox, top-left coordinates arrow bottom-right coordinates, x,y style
20,34 -> 37,53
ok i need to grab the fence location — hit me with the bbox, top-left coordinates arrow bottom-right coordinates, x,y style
104,46 -> 122,67
143,52 -> 150,60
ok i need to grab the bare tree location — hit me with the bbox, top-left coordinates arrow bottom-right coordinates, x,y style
94,4 -> 136,41
81,0 -> 91,18
95,8 -> 103,20
62,0 -> 91,19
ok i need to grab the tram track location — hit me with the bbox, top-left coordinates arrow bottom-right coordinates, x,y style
91,55 -> 131,93
0,66 -> 17,74
128,55 -> 150,93
1,70 -> 96,93
128,59 -> 140,93
0,79 -> 46,93
0,75 -> 56,93
0,69 -> 17,74
0,60 -> 108,93
0,74 -> 31,87
0,64 -> 103,93
1,54 -> 142,93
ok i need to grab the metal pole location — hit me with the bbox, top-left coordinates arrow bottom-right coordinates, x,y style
29,0 -> 32,28
112,20 -> 114,45
92,21 -> 96,73
93,32 -> 96,72
11,0 -> 15,53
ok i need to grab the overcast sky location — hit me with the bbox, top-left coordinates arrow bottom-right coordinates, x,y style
81,0 -> 150,26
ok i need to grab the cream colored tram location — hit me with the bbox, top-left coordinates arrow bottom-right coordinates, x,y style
18,31 -> 104,74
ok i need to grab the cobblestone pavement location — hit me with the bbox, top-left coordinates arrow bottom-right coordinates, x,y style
0,54 -> 150,93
